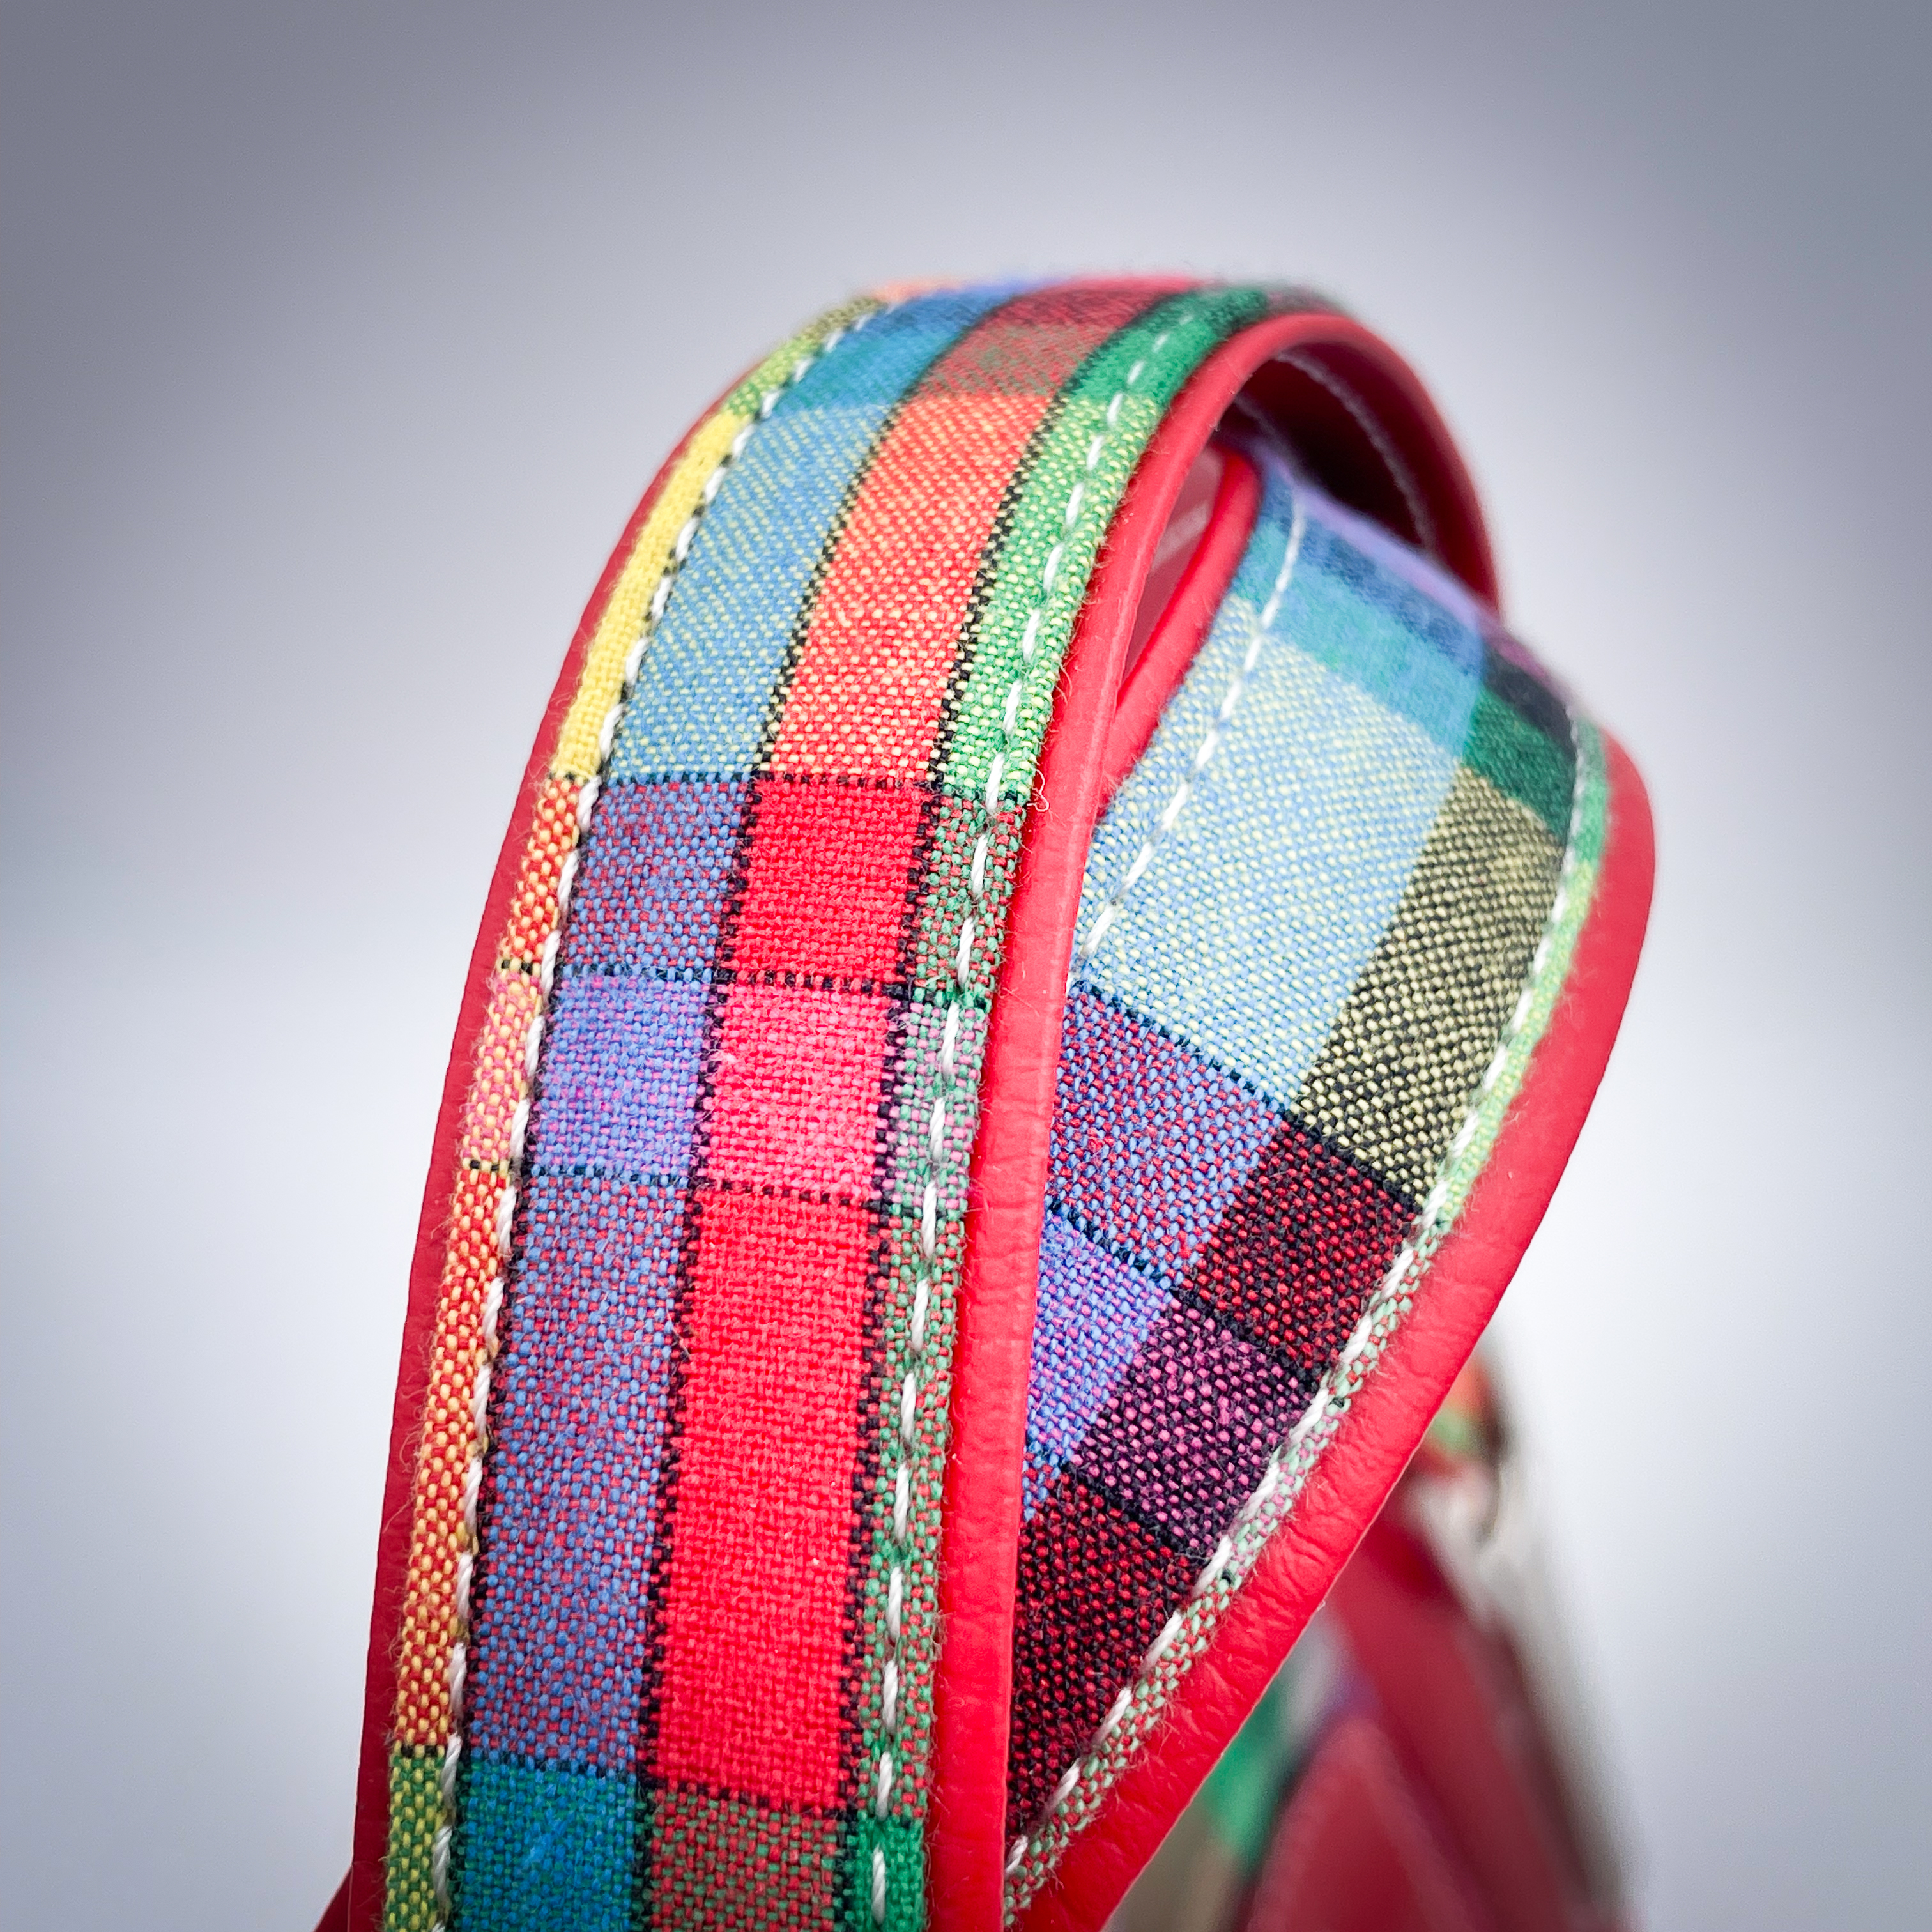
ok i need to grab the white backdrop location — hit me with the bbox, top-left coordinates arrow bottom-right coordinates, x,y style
4,3 -> 1928,1926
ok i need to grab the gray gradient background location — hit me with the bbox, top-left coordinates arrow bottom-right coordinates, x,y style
3,3 -> 1928,1927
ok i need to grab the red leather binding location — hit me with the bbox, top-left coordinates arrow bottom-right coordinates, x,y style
931,310 -> 1511,1930
1101,443 -> 1261,804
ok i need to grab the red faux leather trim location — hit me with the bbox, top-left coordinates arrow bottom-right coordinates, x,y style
1100,442 -> 1261,804
930,309 -> 1508,1929
337,407 -> 713,1932
1015,735 -> 1655,1932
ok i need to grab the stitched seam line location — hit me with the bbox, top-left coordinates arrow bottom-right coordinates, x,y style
867,307 -> 1203,1926
1004,676 -> 1595,1905
424,310 -> 881,1932
1073,480 -> 1307,972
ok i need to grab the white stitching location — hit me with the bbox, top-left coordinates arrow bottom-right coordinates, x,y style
867,310 -> 1199,1923
1075,482 -> 1307,969
426,307 -> 879,1932
1009,548 -> 1595,1891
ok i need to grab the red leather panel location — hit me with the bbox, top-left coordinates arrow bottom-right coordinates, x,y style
1248,1716 -> 1494,1932
1328,1520 -> 1604,1932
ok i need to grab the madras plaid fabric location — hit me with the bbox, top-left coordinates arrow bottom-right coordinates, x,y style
380,280 -> 1315,1932
371,277 -> 1612,1932
1003,454 -> 1604,1901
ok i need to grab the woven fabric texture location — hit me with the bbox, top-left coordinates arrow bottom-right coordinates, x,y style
1004,456 -> 1602,1896
371,278 -> 1606,1932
